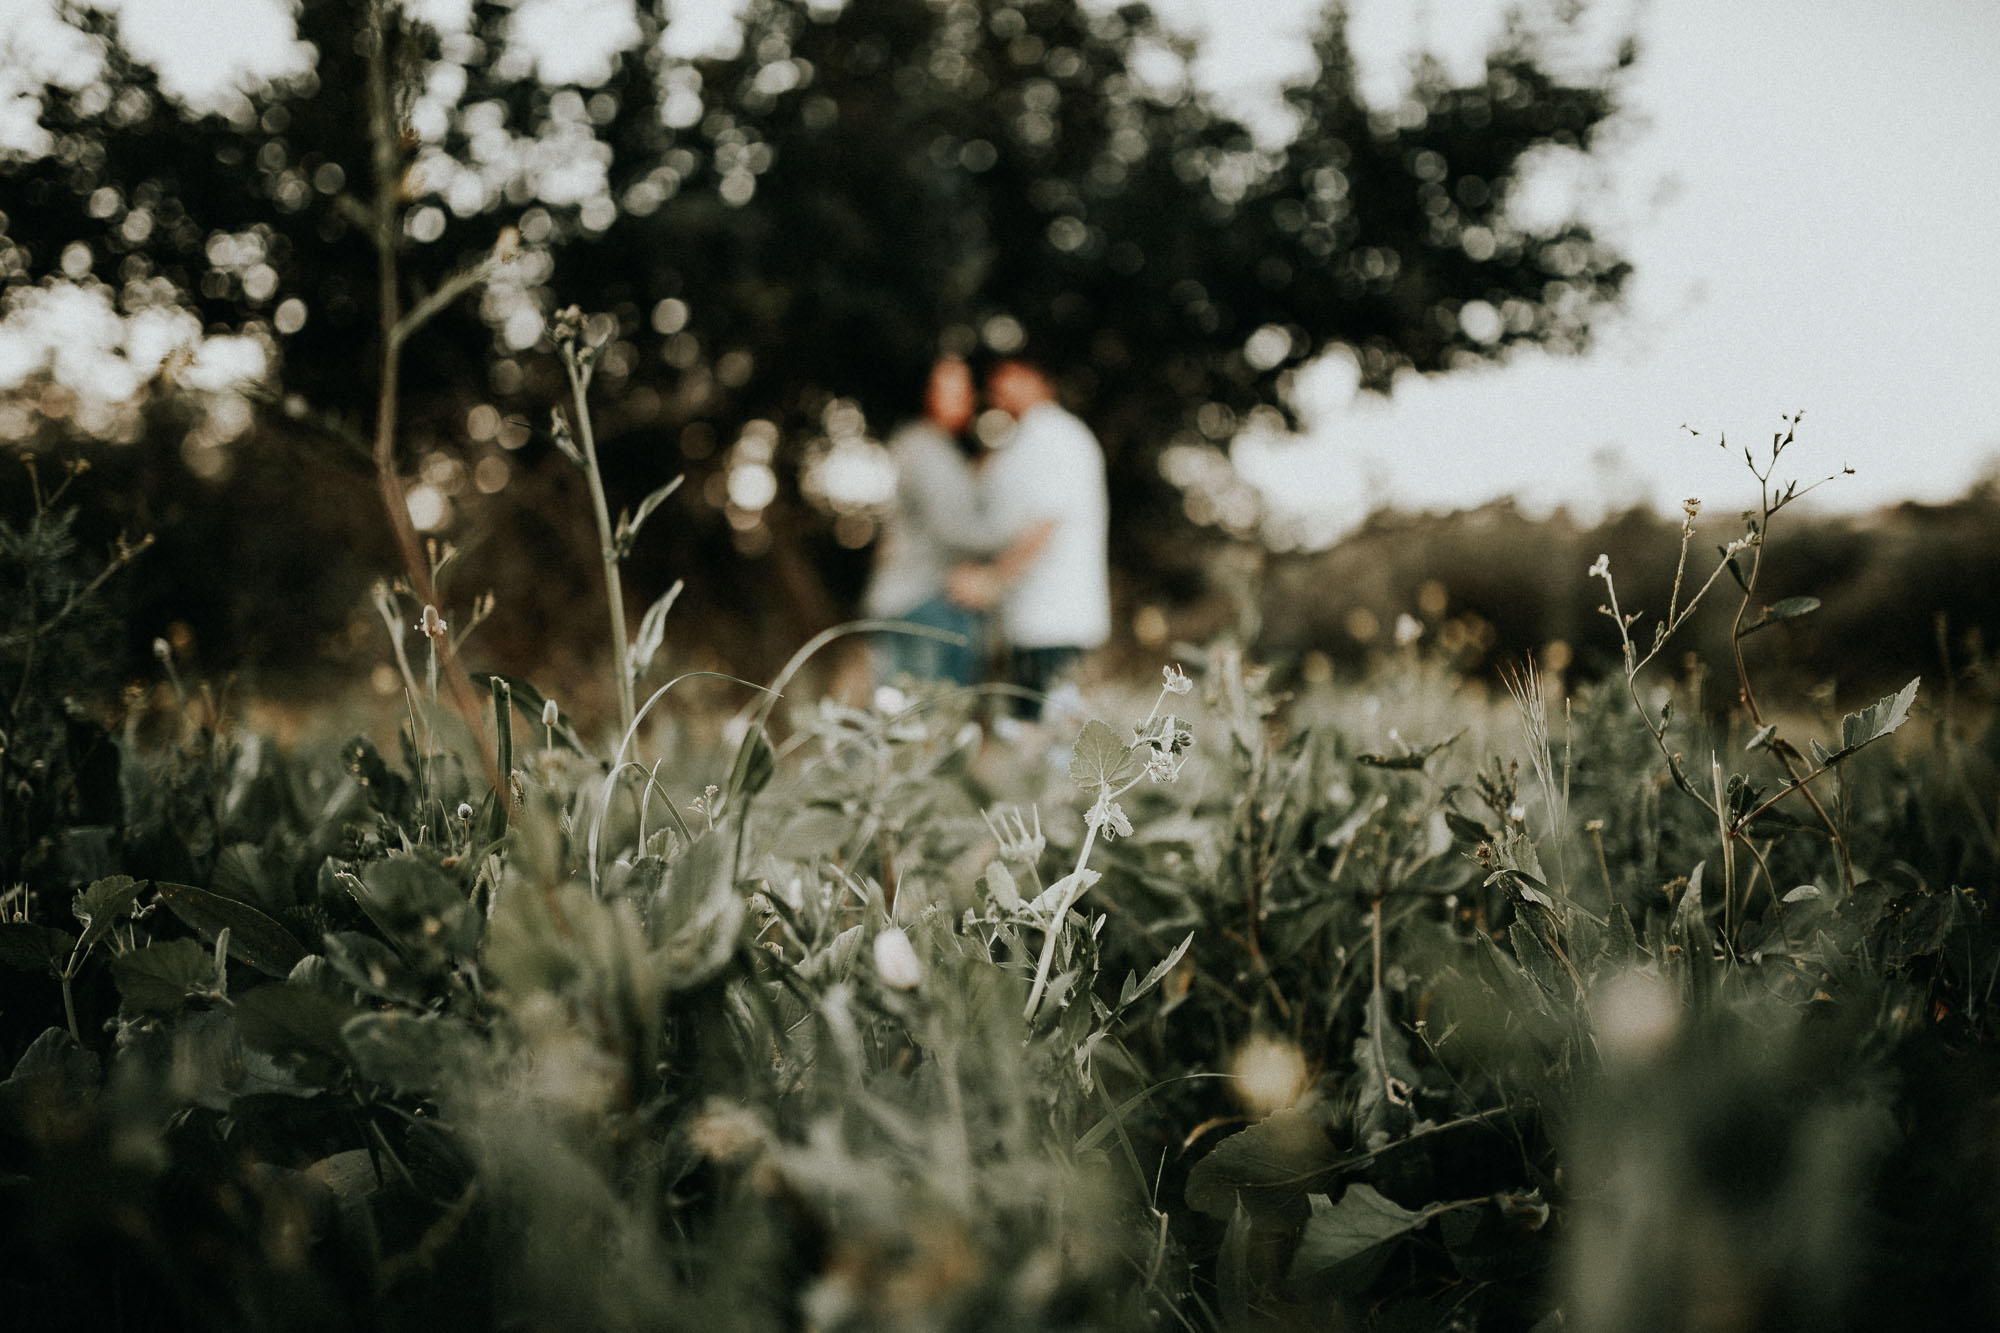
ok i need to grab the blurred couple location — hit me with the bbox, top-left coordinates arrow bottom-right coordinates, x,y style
863,353 -> 1109,719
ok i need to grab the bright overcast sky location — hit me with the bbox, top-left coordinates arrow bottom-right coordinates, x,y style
5,0 -> 1998,533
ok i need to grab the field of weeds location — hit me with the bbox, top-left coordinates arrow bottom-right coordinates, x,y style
5,417 -> 2000,1333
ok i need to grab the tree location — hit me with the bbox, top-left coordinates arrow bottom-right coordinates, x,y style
0,0 -> 1634,684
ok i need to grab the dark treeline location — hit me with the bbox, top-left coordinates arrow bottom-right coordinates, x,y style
1,0 -> 1636,697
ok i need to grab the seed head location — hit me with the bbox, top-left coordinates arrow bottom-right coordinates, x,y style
983,805 -> 1045,863
457,801 -> 474,823
550,304 -> 586,348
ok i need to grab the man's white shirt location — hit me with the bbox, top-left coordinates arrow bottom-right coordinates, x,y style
982,401 -> 1111,649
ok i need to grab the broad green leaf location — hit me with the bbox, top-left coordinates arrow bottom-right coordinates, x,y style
726,727 -> 777,804
321,930 -> 427,1004
234,984 -> 356,1066
1742,595 -> 1821,635
5,1027 -> 102,1115
0,922 -> 78,974
343,1011 -> 474,1095
352,855 -> 479,959
1837,677 -> 1920,756
71,875 -> 144,955
983,861 -> 1023,911
158,881 -> 307,978
654,832 -> 747,989
1290,1184 -> 1431,1284
1509,921 -> 1567,999
1444,810 -> 1491,845
769,806 -> 858,861
1185,1104 -> 1339,1221
212,843 -> 283,914
1070,718 -> 1140,792
1474,930 -> 1550,1021
111,938 -> 214,1014
1218,1200 -> 1252,1329
1605,903 -> 1639,968
1673,861 -> 1710,951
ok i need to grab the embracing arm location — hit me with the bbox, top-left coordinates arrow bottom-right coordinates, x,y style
946,518 -> 1057,610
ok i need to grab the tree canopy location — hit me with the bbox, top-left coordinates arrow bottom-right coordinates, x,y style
0,0 -> 1634,676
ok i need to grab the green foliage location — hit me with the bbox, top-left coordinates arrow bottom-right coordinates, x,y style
4,436 -> 2000,1331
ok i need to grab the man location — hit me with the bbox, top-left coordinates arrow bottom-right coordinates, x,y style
948,357 -> 1110,717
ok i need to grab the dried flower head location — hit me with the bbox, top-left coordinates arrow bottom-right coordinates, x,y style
984,805 -> 1046,863
550,304 -> 586,348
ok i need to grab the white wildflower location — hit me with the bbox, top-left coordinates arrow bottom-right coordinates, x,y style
542,697 -> 560,727
1588,553 -> 1611,580
872,926 -> 923,991
1161,663 -> 1193,695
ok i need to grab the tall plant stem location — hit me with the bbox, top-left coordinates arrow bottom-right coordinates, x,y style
364,4 -> 501,800
1728,512 -> 1852,892
561,353 -> 636,737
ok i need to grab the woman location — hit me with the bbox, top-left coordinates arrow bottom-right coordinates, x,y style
862,356 -> 1005,687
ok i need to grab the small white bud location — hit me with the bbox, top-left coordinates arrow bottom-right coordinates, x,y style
872,927 -> 923,991
151,637 -> 172,663
542,698 -> 560,727
417,604 -> 447,638
457,801 -> 474,823
1588,553 -> 1611,579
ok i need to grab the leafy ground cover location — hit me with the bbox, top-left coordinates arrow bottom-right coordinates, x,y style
4,426 -> 2000,1333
